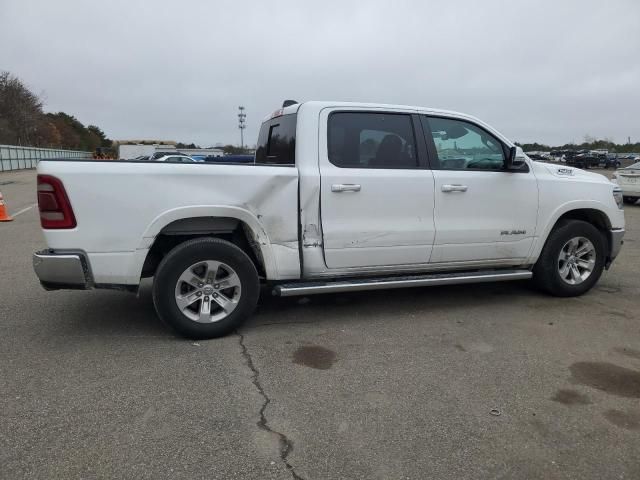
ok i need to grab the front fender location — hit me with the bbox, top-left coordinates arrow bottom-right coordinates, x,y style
529,200 -> 614,262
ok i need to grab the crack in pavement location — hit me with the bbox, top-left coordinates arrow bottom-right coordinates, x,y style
237,331 -> 305,480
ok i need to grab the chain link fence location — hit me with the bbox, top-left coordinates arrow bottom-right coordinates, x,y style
0,145 -> 92,172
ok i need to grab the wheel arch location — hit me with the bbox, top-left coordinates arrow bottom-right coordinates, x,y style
555,208 -> 611,230
134,206 -> 277,281
531,202 -> 612,262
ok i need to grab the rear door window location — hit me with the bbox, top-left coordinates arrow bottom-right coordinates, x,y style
328,112 -> 418,169
255,114 -> 296,165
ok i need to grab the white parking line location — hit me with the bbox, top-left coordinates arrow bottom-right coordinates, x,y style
10,203 -> 37,218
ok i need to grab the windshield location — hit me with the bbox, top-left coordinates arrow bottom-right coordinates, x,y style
625,161 -> 640,169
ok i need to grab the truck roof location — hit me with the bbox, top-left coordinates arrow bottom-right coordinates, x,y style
261,100 -> 507,145
263,100 -> 478,123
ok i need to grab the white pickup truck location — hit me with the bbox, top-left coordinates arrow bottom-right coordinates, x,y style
33,101 -> 625,338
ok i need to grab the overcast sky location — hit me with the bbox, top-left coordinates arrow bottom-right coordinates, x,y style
2,0 -> 639,146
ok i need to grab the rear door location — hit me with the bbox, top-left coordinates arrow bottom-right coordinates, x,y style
421,115 -> 538,264
319,109 -> 436,269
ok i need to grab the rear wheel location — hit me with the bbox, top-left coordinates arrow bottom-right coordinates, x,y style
152,237 -> 260,339
533,220 -> 605,297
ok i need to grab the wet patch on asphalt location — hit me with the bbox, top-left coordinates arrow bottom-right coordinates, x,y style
603,409 -> 640,430
292,345 -> 337,370
551,389 -> 591,406
569,361 -> 640,398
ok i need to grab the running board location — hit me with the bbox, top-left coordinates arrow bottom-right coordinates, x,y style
273,269 -> 532,297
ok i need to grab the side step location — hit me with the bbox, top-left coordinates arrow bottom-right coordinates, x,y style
273,269 -> 532,297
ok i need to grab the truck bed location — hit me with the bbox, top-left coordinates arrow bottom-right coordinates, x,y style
37,159 -> 300,284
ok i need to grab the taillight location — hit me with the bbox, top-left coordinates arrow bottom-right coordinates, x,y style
37,174 -> 76,229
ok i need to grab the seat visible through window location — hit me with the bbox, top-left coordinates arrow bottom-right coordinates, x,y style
328,112 -> 418,169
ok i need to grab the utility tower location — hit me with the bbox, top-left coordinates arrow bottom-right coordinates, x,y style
238,106 -> 246,151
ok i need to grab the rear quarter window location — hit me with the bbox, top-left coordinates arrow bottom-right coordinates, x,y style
255,114 -> 296,165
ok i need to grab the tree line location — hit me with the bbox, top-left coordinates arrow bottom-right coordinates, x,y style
0,71 -> 113,151
0,71 -> 246,155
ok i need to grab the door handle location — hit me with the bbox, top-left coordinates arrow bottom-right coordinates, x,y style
441,184 -> 468,193
331,184 -> 361,193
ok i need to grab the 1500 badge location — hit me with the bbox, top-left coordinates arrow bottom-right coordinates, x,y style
501,229 -> 527,235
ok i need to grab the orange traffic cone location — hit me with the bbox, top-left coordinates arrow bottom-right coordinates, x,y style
0,191 -> 13,222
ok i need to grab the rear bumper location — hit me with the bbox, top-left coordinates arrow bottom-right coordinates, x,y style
619,186 -> 640,196
33,250 -> 93,290
607,228 -> 625,268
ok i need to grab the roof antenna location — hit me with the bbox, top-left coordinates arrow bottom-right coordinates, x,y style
282,100 -> 298,108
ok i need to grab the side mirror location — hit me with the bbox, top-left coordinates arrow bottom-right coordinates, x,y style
506,146 -> 526,170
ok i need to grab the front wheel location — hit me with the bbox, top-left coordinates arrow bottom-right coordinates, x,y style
152,237 -> 260,339
533,220 -> 605,297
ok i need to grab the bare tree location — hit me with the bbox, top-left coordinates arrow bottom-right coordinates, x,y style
0,71 -> 44,145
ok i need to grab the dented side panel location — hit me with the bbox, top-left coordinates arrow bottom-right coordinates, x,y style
295,102 -> 327,276
37,161 -> 300,282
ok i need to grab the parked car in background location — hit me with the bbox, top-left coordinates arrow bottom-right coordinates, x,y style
148,151 -> 185,161
153,154 -> 196,163
566,151 -> 599,169
190,155 -> 207,162
525,152 -> 545,161
223,154 -> 255,163
612,161 -> 640,204
600,155 -> 621,169
202,155 -> 224,162
204,154 -> 255,163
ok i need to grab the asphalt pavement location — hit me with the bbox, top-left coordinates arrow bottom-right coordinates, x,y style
1,168 -> 639,480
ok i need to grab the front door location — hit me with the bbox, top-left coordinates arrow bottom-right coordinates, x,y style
319,110 -> 435,269
421,115 -> 538,264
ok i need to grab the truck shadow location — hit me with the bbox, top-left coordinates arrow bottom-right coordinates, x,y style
51,282 -> 170,339
54,280 -> 561,338
248,280 -> 544,329
36,196 -> 632,340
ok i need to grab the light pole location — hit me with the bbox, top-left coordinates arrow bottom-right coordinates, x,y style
238,106 -> 246,152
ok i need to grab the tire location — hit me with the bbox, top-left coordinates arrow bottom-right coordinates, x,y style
623,196 -> 637,205
532,219 -> 606,297
152,237 -> 260,339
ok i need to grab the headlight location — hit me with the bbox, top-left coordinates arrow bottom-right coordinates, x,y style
613,187 -> 623,209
